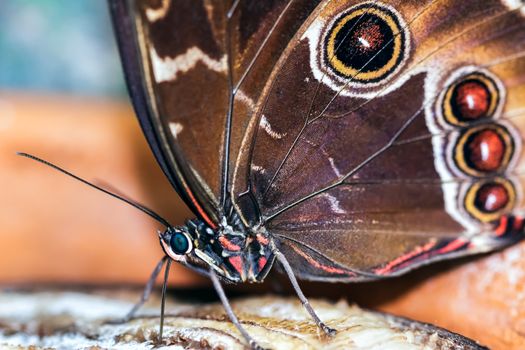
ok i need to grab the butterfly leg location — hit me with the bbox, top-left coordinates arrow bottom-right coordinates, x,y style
158,258 -> 172,341
274,250 -> 337,337
209,269 -> 267,350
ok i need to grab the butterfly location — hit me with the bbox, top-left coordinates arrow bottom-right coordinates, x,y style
104,0 -> 525,348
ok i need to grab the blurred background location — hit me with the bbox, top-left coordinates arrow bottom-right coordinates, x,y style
1,1 -> 524,349
1,1 -> 123,96
0,0 -> 196,286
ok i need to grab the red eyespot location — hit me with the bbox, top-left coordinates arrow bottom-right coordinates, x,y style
474,182 -> 509,213
464,178 -> 516,223
452,80 -> 490,121
464,129 -> 505,172
441,72 -> 500,126
454,124 -> 514,177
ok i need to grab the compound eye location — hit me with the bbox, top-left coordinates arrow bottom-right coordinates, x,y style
170,231 -> 192,255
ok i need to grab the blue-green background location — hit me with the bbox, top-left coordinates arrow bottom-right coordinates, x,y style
0,1 -> 126,96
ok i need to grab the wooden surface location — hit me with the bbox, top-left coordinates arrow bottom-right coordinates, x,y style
0,290 -> 486,350
0,92 -> 524,349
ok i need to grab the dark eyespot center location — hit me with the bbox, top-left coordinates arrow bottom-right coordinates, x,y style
170,231 -> 190,254
324,3 -> 406,83
333,14 -> 393,73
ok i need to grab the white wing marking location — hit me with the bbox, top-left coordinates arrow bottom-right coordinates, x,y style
150,46 -> 227,83
260,115 -> 286,139
145,0 -> 171,22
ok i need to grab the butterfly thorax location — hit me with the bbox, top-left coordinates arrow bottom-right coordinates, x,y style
184,215 -> 275,283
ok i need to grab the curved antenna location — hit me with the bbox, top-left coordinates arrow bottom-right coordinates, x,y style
17,152 -> 172,228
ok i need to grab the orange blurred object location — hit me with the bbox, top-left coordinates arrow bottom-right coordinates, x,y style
376,244 -> 525,350
0,92 -> 198,286
1,92 -> 524,349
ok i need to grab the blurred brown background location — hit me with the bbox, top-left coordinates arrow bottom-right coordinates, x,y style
0,2 -> 524,349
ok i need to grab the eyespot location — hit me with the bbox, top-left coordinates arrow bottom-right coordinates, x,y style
442,72 -> 500,126
170,230 -> 193,255
324,2 -> 408,84
453,124 -> 514,177
464,178 -> 516,223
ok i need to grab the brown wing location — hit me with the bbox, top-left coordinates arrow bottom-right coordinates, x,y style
232,0 -> 525,280
109,0 -> 323,226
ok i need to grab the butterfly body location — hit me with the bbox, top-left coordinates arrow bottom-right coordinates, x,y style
161,213 -> 275,283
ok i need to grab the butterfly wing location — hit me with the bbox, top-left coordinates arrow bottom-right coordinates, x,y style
111,0 -> 525,281
231,0 -> 525,280
109,0 -> 226,226
109,0 -> 324,227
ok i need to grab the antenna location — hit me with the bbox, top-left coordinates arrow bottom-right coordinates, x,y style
17,152 -> 172,228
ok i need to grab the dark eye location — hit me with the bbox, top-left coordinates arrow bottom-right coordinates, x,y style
324,3 -> 408,84
170,231 -> 192,254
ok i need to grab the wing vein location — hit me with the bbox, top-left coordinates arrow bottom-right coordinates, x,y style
261,0 -> 435,198
309,0 -> 436,124
318,4 -> 525,122
393,110 -> 525,147
221,2 -> 236,207
233,0 -> 295,94
265,102 -> 426,222
261,1 -> 378,198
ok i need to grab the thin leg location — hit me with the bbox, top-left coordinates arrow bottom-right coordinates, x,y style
159,258 -> 172,341
209,269 -> 266,350
274,250 -> 336,337
109,256 -> 168,324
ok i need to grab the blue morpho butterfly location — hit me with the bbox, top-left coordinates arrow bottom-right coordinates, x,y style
20,0 -> 525,349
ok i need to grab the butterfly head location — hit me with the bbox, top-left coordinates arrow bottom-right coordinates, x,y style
158,222 -> 244,281
158,220 -> 274,283
159,226 -> 194,263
